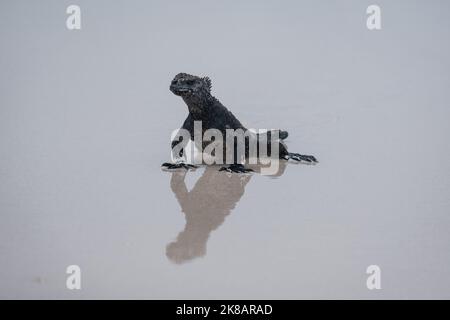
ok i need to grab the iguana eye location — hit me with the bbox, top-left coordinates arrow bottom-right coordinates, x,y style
185,80 -> 195,85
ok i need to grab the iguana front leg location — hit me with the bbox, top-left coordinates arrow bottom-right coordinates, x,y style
219,164 -> 253,174
161,137 -> 198,170
162,162 -> 197,170
161,116 -> 197,171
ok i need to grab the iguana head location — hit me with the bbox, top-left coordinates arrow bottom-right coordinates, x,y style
170,73 -> 212,99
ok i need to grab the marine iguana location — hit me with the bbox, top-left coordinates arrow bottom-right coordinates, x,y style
162,73 -> 318,173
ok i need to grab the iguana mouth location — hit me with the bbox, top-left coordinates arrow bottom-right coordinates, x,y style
171,87 -> 193,96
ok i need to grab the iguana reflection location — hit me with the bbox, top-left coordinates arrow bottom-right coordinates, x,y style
166,161 -> 287,264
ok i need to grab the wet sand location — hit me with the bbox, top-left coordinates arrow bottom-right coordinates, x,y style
1,0 -> 450,299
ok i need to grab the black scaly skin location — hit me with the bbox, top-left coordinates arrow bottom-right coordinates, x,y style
162,73 -> 318,173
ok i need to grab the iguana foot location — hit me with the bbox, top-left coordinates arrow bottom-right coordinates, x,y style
161,162 -> 197,170
219,164 -> 253,173
285,153 -> 318,164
